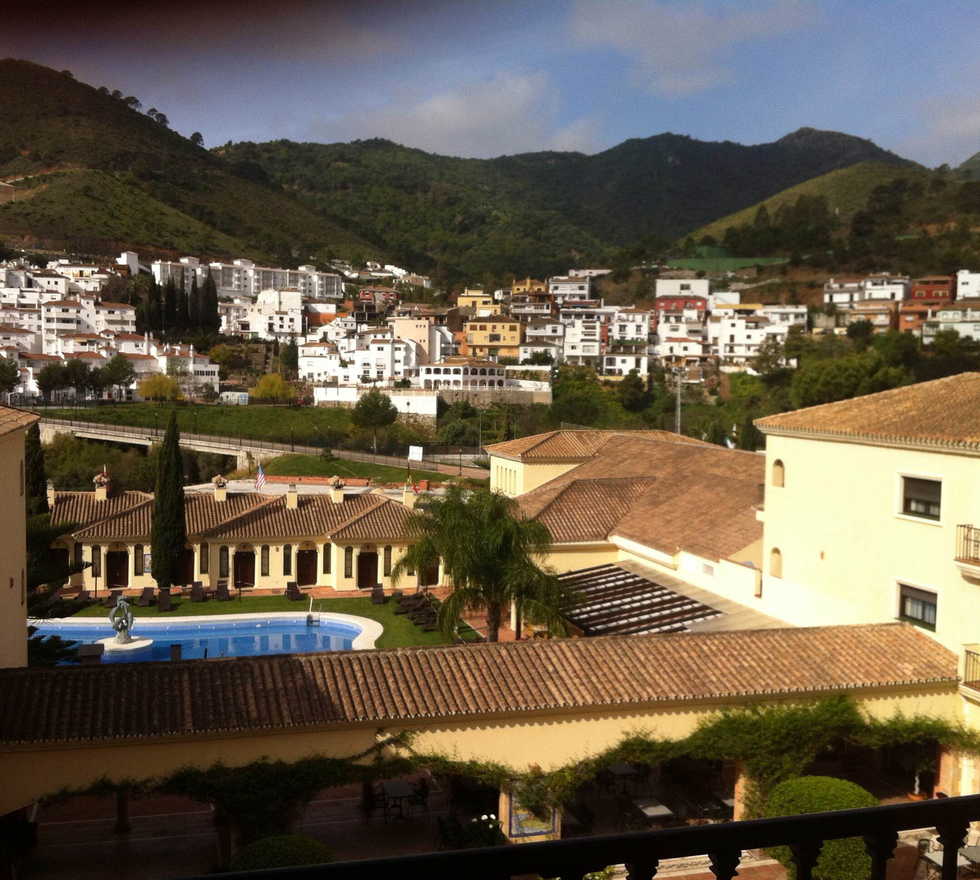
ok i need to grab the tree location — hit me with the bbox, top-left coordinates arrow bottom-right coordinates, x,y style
202,271 -> 220,333
617,369 -> 648,412
25,423 -> 47,516
845,319 -> 875,351
100,354 -> 136,400
0,357 -> 19,394
63,359 -> 93,398
190,132 -> 205,147
139,374 -> 182,402
392,486 -> 565,642
163,278 -> 178,335
36,364 -> 67,403
188,275 -> 200,329
151,411 -> 187,591
765,776 -> 876,880
252,373 -> 295,403
280,336 -> 299,377
351,389 -> 398,452
751,337 -> 787,377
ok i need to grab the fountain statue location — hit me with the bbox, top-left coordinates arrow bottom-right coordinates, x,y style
98,594 -> 153,653
108,595 -> 135,645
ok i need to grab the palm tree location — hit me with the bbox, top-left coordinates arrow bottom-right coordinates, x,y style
392,486 -> 566,643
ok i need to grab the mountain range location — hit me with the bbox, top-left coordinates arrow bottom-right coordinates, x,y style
0,58 -> 952,281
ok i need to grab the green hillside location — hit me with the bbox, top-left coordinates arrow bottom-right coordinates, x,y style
693,161 -> 930,241
0,59 -> 379,261
221,128 -> 913,281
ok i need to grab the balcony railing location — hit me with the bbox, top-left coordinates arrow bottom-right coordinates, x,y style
195,794 -> 980,880
957,524 -> 980,567
964,648 -> 980,692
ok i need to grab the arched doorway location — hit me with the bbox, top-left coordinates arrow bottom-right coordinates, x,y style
357,550 -> 379,589
234,546 -> 256,588
296,544 -> 318,586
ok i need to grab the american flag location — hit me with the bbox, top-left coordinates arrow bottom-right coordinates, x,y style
255,463 -> 267,491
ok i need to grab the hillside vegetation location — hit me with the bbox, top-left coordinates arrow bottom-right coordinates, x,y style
0,60 -> 379,261
220,128 -> 912,282
694,161 -> 930,242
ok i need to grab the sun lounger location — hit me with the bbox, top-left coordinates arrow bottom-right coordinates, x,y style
157,587 -> 173,612
190,582 -> 207,603
215,579 -> 231,601
136,587 -> 155,607
101,589 -> 122,608
285,581 -> 303,601
371,585 -> 387,605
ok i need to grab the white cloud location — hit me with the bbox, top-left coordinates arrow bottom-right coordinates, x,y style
569,0 -> 815,97
308,72 -> 600,158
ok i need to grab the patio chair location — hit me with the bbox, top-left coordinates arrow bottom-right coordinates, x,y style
135,587 -> 155,607
190,582 -> 208,603
285,581 -> 303,601
371,585 -> 386,605
215,580 -> 232,601
101,589 -> 122,608
75,590 -> 92,602
157,587 -> 173,612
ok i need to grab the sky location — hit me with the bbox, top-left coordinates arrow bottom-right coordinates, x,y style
3,0 -> 979,166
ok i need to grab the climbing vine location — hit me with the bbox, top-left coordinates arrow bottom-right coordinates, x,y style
42,697 -> 980,831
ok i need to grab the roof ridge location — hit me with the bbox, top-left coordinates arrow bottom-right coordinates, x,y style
326,493 -> 390,537
197,493 -> 281,538
71,496 -> 155,538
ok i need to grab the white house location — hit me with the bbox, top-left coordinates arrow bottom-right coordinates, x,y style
245,289 -> 304,341
548,276 -> 593,303
956,270 -> 980,300
863,274 -> 909,301
655,278 -> 710,299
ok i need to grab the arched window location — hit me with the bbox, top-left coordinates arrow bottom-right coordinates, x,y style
134,544 -> 144,576
283,544 -> 292,576
344,547 -> 354,579
384,546 -> 392,577
219,546 -> 229,578
770,548 -> 783,578
322,542 -> 331,573
772,459 -> 785,488
260,545 -> 270,577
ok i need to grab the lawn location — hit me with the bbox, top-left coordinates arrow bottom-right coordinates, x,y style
41,403 -> 351,447
263,453 -> 451,485
72,594 -> 481,649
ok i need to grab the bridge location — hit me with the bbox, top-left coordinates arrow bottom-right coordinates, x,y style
37,417 -> 490,480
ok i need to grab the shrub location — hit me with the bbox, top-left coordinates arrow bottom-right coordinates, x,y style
764,776 -> 877,880
229,834 -> 333,871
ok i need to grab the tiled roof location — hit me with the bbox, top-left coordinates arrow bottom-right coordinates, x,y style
528,478 -> 658,543
0,623 -> 955,745
755,372 -> 980,451
486,429 -> 708,462
0,405 -> 37,438
50,490 -> 151,531
69,490 -> 410,543
517,434 -> 764,561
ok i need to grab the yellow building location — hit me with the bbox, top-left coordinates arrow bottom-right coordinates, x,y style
52,478 -> 434,594
460,315 -> 522,361
0,407 -> 39,668
456,289 -> 500,316
754,373 -> 980,653
511,277 -> 547,295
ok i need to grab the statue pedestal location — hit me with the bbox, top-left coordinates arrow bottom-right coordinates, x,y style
98,636 -> 154,653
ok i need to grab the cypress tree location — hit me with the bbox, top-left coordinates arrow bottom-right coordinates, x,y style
163,278 -> 178,336
175,284 -> 189,332
188,275 -> 200,329
147,280 -> 162,334
203,271 -> 220,334
150,410 -> 187,590
25,422 -> 48,516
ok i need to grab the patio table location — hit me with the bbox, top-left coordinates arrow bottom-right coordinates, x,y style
382,780 -> 416,820
632,796 -> 674,821
922,849 -> 970,876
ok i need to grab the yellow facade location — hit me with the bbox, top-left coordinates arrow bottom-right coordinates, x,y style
67,536 -> 425,594
457,292 -> 501,315
759,434 -> 980,653
462,318 -> 522,361
0,428 -> 29,668
489,457 -> 579,497
0,685 -> 958,816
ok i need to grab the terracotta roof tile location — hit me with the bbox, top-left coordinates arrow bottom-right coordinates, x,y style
0,623 -> 955,745
0,405 -> 37,438
517,435 -> 764,561
755,372 -> 980,450
486,429 -> 708,462
50,490 -> 151,531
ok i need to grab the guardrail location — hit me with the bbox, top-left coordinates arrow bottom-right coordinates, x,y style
191,793 -> 980,880
37,417 -> 489,480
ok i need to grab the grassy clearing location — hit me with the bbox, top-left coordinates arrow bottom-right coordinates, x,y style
72,594 -> 480,649
263,453 -> 451,485
42,403 -> 351,446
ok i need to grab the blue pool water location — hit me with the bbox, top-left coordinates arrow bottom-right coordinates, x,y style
30,616 -> 362,663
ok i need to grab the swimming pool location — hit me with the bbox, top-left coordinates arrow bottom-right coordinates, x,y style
29,612 -> 382,664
